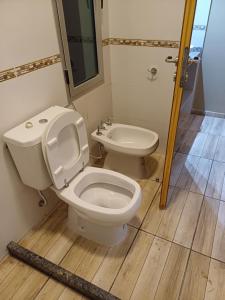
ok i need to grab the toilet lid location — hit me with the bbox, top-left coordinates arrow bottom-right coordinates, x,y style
42,110 -> 89,189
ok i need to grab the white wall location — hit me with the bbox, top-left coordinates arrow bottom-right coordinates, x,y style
0,0 -> 112,259
108,0 -> 185,152
193,0 -> 225,115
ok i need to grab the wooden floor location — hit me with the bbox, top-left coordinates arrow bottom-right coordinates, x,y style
1,114 -> 225,299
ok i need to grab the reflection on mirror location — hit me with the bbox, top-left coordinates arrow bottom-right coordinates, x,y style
54,0 -> 104,99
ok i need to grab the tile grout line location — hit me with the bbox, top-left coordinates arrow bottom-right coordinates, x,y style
170,188 -> 191,243
109,228 -> 139,293
109,181 -> 162,294
109,182 -> 161,296
176,134 -> 215,299
128,235 -> 171,300
32,232 -> 79,299
1,207 -> 68,290
139,227 -> 225,266
139,183 -> 162,230
152,240 -> 174,300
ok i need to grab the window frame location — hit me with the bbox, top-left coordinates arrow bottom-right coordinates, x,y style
53,0 -> 104,100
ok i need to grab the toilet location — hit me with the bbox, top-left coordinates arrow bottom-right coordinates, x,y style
3,106 -> 141,246
92,123 -> 159,179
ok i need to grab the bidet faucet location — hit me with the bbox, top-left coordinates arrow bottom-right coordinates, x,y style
99,121 -> 106,130
105,118 -> 112,126
96,126 -> 103,136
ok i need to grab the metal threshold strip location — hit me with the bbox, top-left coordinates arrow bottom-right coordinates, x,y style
7,241 -> 120,300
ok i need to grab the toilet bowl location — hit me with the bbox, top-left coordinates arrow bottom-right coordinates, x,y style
3,106 -> 141,246
92,123 -> 159,179
54,166 -> 140,245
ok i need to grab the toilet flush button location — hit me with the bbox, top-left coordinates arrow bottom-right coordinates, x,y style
25,122 -> 33,129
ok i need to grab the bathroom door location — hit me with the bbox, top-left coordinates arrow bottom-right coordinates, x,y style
160,0 -> 197,208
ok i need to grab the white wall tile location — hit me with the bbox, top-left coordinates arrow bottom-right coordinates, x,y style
0,63 -> 68,258
108,0 -> 185,152
110,46 -> 179,152
108,0 -> 185,40
0,0 -> 60,70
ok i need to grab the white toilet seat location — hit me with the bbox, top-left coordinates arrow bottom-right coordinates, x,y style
42,111 -> 89,189
54,166 -> 141,226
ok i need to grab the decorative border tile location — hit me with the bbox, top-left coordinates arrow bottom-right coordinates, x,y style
0,37 -> 180,83
0,54 -> 61,83
102,38 -> 180,48
0,68 -> 17,82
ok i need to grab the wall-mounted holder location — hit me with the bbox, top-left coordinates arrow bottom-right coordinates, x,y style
147,67 -> 158,81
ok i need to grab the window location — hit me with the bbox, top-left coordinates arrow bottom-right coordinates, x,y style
53,0 -> 104,99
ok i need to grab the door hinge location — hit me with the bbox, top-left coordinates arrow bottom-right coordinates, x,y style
64,70 -> 70,85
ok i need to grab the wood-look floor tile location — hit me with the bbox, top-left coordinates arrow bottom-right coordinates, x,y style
111,231 -> 154,300
209,118 -> 225,136
92,226 -> 137,291
188,132 -> 208,157
192,197 -> 220,256
154,243 -> 190,300
0,207 -> 68,299
179,251 -> 210,300
178,130 -> 197,155
201,134 -> 219,160
141,188 -> 173,234
220,177 -> 225,201
176,155 -> 200,190
156,188 -> 188,241
35,279 -> 65,300
205,161 -> 225,200
13,227 -> 77,300
175,128 -> 187,152
190,115 -> 204,131
58,240 -> 109,300
190,158 -> 212,195
178,113 -> 195,130
174,192 -> 203,248
129,180 -> 160,228
214,136 -> 225,162
170,153 -> 187,186
0,256 -> 17,284
212,201 -> 225,262
130,237 -> 171,300
35,236 -> 108,300
200,116 -> 215,133
205,259 -> 225,300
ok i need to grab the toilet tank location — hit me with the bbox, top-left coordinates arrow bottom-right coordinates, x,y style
3,106 -> 69,190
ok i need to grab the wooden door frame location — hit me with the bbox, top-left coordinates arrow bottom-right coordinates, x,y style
160,0 -> 197,209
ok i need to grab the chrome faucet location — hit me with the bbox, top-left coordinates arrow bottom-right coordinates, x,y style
99,121 -> 106,130
96,126 -> 103,136
105,118 -> 112,126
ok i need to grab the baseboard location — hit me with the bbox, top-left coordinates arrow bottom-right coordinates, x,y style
191,109 -> 225,119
